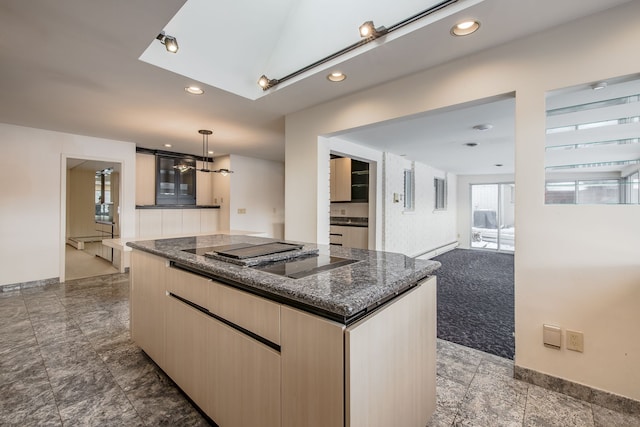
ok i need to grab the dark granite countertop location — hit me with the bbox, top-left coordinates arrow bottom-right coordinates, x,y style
127,234 -> 439,324
330,216 -> 369,227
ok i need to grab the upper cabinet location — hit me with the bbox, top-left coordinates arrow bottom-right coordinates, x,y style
157,156 -> 196,205
330,157 -> 369,203
136,153 -> 155,205
136,151 -> 216,207
196,161 -> 214,206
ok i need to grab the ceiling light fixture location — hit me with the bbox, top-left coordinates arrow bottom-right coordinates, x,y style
358,21 -> 388,39
465,142 -> 479,147
450,20 -> 480,36
156,31 -> 179,53
495,163 -> 503,167
258,75 -> 279,90
185,86 -> 204,95
473,123 -> 493,131
327,71 -> 347,82
592,81 -> 608,91
213,168 -> 234,176
164,143 -> 172,148
198,129 -> 213,172
257,0 -> 457,90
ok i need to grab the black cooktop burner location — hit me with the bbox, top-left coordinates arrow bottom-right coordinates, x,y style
252,254 -> 359,279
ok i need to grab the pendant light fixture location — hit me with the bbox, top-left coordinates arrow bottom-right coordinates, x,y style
198,129 -> 213,172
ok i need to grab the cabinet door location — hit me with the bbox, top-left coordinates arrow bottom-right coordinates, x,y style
165,296 -> 209,412
332,158 -> 352,202
135,153 -> 156,205
196,161 -> 214,206
330,159 -> 337,202
208,321 -> 281,427
130,250 -> 167,367
347,227 -> 368,249
281,307 -> 345,427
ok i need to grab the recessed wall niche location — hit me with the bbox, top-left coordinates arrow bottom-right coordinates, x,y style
544,73 -> 640,205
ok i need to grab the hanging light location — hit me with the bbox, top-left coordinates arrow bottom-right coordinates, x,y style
198,130 -> 213,172
213,168 -> 233,176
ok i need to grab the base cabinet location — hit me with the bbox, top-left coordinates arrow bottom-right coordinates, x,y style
130,249 -> 436,427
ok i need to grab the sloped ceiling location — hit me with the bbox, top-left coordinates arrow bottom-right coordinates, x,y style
0,0 -> 633,171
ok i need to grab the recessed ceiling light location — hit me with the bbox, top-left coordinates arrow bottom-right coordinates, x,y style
465,142 -> 479,147
451,20 -> 480,36
208,150 -> 214,154
327,72 -> 347,82
185,86 -> 204,95
591,81 -> 608,91
473,123 -> 493,131
164,144 -> 172,148
495,163 -> 503,167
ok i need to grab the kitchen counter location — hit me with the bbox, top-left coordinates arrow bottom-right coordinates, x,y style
127,234 -> 439,324
128,233 -> 438,426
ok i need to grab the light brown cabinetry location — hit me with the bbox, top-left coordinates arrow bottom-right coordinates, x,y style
345,276 -> 436,427
330,158 -> 352,202
330,225 -> 368,249
135,153 -> 156,205
196,161 -> 214,206
130,250 -> 166,367
130,250 -> 436,427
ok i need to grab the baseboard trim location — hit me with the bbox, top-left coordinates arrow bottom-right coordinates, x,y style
514,365 -> 640,416
0,277 -> 60,292
413,241 -> 459,259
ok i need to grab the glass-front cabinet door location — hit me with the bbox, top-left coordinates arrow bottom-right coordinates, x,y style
156,156 -> 196,205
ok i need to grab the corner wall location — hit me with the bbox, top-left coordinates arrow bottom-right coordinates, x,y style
284,2 -> 640,401
0,123 -> 136,285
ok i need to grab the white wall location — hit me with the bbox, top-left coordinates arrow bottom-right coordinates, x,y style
457,174 -> 515,249
383,152 -> 457,256
0,123 -> 136,285
284,2 -> 640,401
228,155 -> 285,238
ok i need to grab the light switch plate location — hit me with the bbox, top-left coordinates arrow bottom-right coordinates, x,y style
543,324 -> 561,349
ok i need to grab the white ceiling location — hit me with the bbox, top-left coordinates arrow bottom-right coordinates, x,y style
0,0 -> 633,173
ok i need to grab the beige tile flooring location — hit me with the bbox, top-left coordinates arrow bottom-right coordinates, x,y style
1,273 -> 638,426
65,243 -> 118,281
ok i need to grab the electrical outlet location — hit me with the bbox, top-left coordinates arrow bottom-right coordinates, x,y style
543,324 -> 561,349
237,208 -> 246,214
566,330 -> 584,352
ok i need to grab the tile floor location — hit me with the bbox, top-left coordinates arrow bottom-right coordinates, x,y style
1,273 -> 638,426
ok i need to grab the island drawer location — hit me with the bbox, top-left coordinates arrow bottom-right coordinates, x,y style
166,265 -> 211,311
208,280 -> 281,346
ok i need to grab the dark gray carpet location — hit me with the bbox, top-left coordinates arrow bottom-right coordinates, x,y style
433,249 -> 514,359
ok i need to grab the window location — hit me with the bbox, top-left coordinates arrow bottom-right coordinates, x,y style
545,74 -> 640,205
403,169 -> 414,211
156,155 -> 196,205
434,177 -> 447,210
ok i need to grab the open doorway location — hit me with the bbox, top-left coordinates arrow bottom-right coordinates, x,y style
65,158 -> 121,280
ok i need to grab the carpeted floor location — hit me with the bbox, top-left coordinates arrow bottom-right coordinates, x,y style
432,248 -> 515,359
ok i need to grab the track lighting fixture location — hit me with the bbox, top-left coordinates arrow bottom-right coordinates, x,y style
257,0 -> 459,90
358,21 -> 388,39
156,31 -> 179,53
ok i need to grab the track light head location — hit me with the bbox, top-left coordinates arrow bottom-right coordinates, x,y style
156,31 -> 179,53
258,75 -> 278,90
359,21 -> 387,39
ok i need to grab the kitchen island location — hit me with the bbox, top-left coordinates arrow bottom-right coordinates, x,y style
127,234 -> 440,427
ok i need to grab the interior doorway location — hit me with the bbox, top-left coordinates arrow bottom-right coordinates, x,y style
470,183 -> 515,252
64,158 -> 121,280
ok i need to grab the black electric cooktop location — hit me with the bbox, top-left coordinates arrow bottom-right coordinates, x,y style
252,254 -> 359,279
